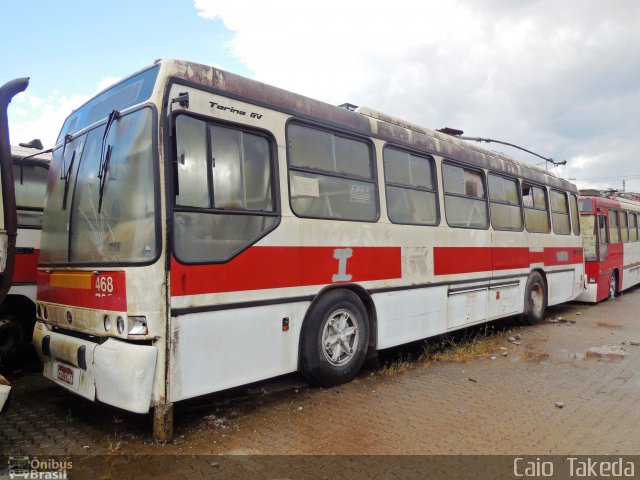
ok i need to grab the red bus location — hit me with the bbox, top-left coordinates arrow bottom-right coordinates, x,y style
577,196 -> 640,302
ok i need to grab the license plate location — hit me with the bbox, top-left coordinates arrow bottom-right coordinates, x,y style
54,362 -> 80,390
57,364 -> 75,386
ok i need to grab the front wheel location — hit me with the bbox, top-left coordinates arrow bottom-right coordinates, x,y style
608,272 -> 617,301
0,314 -> 23,366
520,271 -> 547,325
300,290 -> 369,387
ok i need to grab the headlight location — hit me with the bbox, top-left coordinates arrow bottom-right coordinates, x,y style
128,316 -> 148,336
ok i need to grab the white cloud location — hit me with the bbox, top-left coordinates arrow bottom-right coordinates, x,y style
195,0 -> 640,193
7,75 -> 122,148
8,91 -> 90,148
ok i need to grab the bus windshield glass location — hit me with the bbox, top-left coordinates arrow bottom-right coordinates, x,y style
40,106 -> 157,265
580,214 -> 597,261
56,66 -> 159,144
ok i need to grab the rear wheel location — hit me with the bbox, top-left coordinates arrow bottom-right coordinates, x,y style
300,289 -> 369,387
520,271 -> 547,325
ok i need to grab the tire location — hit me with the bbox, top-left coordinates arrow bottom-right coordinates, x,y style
520,271 -> 547,325
300,289 -> 369,387
608,272 -> 617,301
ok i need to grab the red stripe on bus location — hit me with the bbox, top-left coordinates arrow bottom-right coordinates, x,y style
433,246 -> 583,276
12,249 -> 39,283
37,271 -> 127,311
170,246 -> 402,297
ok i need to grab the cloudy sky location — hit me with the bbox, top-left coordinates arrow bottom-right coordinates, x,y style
3,0 -> 639,192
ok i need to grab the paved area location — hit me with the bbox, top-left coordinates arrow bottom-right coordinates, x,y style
1,286 -> 640,477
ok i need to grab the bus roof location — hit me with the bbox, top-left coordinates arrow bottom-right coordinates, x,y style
55,58 -> 577,193
11,145 -> 51,166
580,195 -> 640,213
163,59 -> 576,193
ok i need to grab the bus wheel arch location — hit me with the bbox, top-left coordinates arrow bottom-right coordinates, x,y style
520,270 -> 548,325
0,295 -> 36,366
299,286 -> 372,387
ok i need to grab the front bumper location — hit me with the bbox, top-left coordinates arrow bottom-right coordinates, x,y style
0,374 -> 9,413
575,283 -> 598,303
33,321 -> 157,413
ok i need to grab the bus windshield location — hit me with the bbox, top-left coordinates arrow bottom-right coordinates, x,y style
56,66 -> 159,144
39,106 -> 157,265
580,214 -> 597,261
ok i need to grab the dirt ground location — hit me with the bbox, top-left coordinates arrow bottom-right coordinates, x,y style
2,287 -> 640,478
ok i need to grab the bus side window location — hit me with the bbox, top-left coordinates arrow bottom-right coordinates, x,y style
569,194 -> 580,236
550,190 -> 571,235
173,114 -> 278,263
630,213 -> 638,242
522,183 -> 550,233
599,214 -> 609,259
620,211 -> 629,243
442,163 -> 488,229
608,210 -> 620,244
488,173 -> 522,231
288,123 -> 378,222
383,147 -> 438,225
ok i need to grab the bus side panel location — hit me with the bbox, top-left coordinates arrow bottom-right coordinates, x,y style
373,287 -> 447,350
546,269 -> 578,306
622,241 -> 640,291
168,301 -> 310,403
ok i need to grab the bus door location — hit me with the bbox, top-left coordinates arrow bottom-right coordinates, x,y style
597,210 -> 608,260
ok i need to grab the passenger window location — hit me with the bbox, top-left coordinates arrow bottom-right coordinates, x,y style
442,163 -> 488,229
630,213 -> 638,242
620,212 -> 629,243
384,147 -> 437,225
570,194 -> 580,235
522,184 -> 550,233
488,174 -> 522,231
173,115 -> 278,263
609,210 -> 620,243
288,123 -> 377,221
550,190 -> 571,235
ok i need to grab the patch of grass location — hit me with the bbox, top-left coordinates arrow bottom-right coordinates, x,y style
379,353 -> 412,377
107,416 -> 124,455
423,325 -> 504,363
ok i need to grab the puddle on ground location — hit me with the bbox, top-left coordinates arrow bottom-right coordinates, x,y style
597,322 -> 623,330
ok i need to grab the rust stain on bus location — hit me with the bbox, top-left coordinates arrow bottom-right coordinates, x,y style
175,61 -> 372,133
172,60 -> 577,194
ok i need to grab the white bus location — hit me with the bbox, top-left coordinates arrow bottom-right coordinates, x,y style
33,59 -> 584,439
0,145 -> 50,365
0,77 -> 31,412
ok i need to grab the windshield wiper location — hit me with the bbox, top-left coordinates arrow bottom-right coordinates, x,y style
61,150 -> 76,210
58,134 -> 72,180
97,110 -> 119,213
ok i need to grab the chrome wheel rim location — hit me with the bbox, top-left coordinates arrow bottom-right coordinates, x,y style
322,309 -> 359,366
